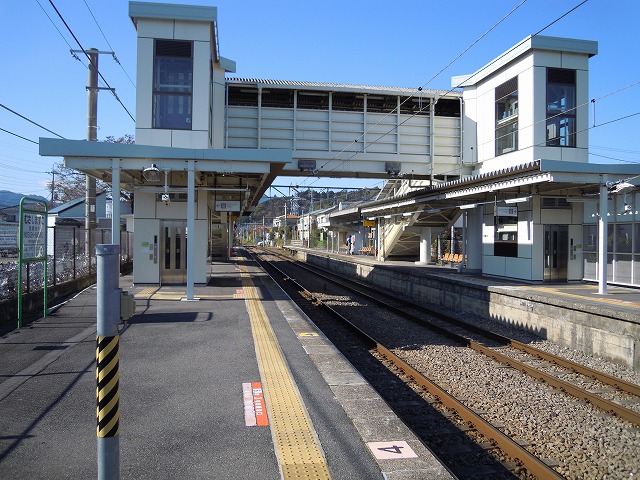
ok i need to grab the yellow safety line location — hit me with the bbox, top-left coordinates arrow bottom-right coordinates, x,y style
518,286 -> 640,309
239,262 -> 331,479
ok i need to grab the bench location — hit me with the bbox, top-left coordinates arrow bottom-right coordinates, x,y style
440,253 -> 464,266
360,246 -> 374,255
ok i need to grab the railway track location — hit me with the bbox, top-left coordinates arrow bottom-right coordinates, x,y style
257,247 -> 640,423
248,246 -> 640,479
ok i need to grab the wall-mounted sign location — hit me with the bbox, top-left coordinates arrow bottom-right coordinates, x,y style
215,200 -> 241,212
363,219 -> 376,227
495,206 -> 518,217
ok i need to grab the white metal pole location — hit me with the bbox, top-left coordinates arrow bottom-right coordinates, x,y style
111,158 -> 120,246
598,177 -> 608,294
186,161 -> 196,300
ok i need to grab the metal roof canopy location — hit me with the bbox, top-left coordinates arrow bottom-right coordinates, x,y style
357,160 -> 640,227
38,138 -> 291,214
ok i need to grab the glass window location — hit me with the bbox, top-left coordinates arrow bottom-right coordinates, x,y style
583,224 -> 598,252
546,68 -> 576,147
495,77 -> 518,156
494,206 -> 518,257
227,85 -> 259,106
153,40 -> 193,129
615,224 -> 633,253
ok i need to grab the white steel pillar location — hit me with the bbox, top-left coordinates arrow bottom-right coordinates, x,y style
598,176 -> 608,294
185,160 -> 197,301
418,227 -> 431,264
111,158 -> 120,246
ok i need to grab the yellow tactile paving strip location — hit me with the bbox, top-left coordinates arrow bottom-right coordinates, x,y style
239,261 -> 331,479
512,285 -> 640,309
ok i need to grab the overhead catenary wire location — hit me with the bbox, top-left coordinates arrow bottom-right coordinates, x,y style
48,0 -> 135,123
303,0 -> 590,186
302,0 -> 530,188
431,108 -> 640,180
466,78 -> 640,159
590,153 -> 640,164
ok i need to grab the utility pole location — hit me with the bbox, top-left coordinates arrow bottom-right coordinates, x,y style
85,48 -> 99,269
49,168 -> 56,207
73,48 -> 120,480
72,48 -> 114,267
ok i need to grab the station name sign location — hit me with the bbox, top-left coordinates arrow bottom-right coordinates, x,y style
215,200 -> 241,212
495,206 -> 518,217
21,212 -> 46,260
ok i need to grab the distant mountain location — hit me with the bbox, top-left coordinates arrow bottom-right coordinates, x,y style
0,190 -> 48,209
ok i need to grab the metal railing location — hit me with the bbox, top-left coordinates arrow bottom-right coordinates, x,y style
0,226 -> 133,302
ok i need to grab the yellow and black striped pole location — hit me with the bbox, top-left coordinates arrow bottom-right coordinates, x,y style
96,244 -> 121,479
97,336 -> 120,437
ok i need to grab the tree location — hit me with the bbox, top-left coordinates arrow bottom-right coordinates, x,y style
47,134 -> 134,206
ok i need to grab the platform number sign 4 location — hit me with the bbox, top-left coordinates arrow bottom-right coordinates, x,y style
367,441 -> 418,460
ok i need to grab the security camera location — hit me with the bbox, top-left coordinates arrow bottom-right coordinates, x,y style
161,193 -> 170,206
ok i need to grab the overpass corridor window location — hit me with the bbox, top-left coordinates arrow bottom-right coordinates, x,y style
153,40 -> 193,130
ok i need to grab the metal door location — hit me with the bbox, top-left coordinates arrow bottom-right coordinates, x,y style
160,220 -> 187,284
544,225 -> 568,282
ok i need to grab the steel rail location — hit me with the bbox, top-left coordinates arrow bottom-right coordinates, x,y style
255,247 -> 640,426
375,344 -> 564,480
251,248 -> 565,480
469,342 -> 640,426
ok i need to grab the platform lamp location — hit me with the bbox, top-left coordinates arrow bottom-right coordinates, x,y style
142,163 -> 161,182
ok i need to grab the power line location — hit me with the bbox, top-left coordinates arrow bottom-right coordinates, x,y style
589,153 -> 640,164
0,128 -> 38,145
468,78 -> 640,154
304,1 -> 530,187
48,0 -> 135,123
83,0 -> 136,89
305,0 -> 591,186
433,109 -> 640,179
591,145 -> 640,155
0,103 -> 65,138
35,0 -> 84,63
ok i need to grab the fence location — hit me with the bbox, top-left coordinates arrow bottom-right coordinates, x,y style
0,225 -> 133,302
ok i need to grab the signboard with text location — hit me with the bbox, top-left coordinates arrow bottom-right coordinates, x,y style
495,206 -> 518,217
20,211 -> 47,260
18,197 -> 49,328
215,200 -> 241,212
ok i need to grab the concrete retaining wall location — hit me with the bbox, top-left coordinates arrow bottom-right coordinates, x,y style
0,275 -> 96,331
294,250 -> 640,371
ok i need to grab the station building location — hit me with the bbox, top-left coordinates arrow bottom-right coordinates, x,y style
39,1 -> 640,294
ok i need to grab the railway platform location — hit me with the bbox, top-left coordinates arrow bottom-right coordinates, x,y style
286,246 -> 640,371
308,247 -> 640,314
0,249 -> 453,479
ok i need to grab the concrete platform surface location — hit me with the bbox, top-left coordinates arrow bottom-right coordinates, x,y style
0,254 -> 453,479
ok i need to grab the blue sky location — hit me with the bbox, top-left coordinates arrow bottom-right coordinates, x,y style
1,0 -> 638,199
